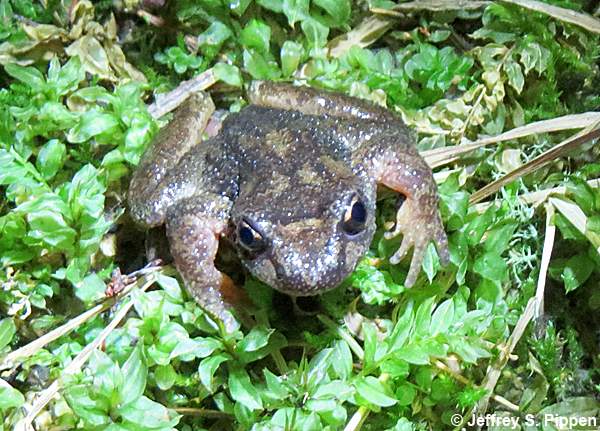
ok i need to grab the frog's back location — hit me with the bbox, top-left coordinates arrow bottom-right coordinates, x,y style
221,105 -> 370,225
222,105 -> 354,173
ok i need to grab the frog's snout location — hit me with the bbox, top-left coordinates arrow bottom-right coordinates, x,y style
262,221 -> 369,296
270,239 -> 347,295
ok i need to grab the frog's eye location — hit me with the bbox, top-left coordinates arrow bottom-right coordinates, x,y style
238,219 -> 267,253
342,196 -> 367,236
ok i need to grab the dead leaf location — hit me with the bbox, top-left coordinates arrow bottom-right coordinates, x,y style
500,0 -> 600,34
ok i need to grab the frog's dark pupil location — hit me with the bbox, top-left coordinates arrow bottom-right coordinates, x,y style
238,220 -> 266,254
342,197 -> 367,236
351,201 -> 367,223
239,225 -> 255,246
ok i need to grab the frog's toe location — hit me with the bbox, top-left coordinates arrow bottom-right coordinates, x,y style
435,224 -> 450,266
405,237 -> 428,287
389,233 -> 413,265
385,198 -> 448,287
390,225 -> 429,287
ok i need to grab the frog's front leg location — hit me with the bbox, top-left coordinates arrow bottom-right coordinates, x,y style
367,141 -> 449,287
129,93 -> 215,227
165,193 -> 243,333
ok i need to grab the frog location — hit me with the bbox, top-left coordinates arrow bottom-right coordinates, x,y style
128,81 -> 449,331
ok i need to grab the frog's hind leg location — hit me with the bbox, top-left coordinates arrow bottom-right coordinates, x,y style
165,193 -> 246,333
129,93 -> 215,227
248,81 -> 400,123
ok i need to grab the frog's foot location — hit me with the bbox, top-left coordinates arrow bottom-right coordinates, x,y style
384,196 -> 449,287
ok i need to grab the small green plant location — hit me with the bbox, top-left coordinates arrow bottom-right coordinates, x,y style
155,36 -> 205,75
1,0 -> 599,430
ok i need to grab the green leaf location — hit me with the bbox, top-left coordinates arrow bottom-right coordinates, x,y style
237,331 -> 286,365
36,139 -> 66,180
473,251 -> 508,282
331,340 -> 353,380
352,259 -> 404,305
89,349 -> 122,398
312,380 -> 353,401
414,297 -> 435,337
119,343 -> 147,406
422,243 -> 440,282
228,366 -> 264,411
313,0 -> 350,25
430,30 -> 451,43
199,354 -> 229,393
395,344 -> 430,365
155,364 -> 177,391
64,384 -> 110,426
75,272 -> 106,303
387,302 -> 413,352
243,49 -> 281,80
354,376 -> 397,407
440,190 -> 469,230
280,40 -> 304,77
504,60 -> 524,93
48,56 -> 85,96
214,62 -> 242,87
156,274 -> 183,302
240,19 -> 271,54
448,336 -> 490,363
380,357 -> 409,379
588,215 -> 600,236
430,298 -> 454,336
282,0 -> 309,27
362,321 -> 378,369
395,383 -> 416,407
263,369 -> 289,399
483,221 -> 517,255
26,209 -> 77,251
5,63 -> 45,91
170,337 -> 222,360
464,206 -> 495,246
0,379 -> 24,411
67,110 -> 119,143
197,21 -> 233,48
301,17 -> 329,48
238,326 -> 274,352
0,318 -> 16,350
257,0 -> 283,12
561,253 -> 594,293
117,396 -> 180,428
229,0 -> 252,16
415,367 -> 433,391
123,114 -> 154,165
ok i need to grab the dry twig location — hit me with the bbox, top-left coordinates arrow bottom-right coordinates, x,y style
148,68 -> 216,119
469,124 -> 600,203
500,0 -> 600,34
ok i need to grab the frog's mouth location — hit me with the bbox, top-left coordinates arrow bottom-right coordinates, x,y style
245,231 -> 371,297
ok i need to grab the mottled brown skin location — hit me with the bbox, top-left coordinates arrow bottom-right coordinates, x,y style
128,81 -> 449,331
